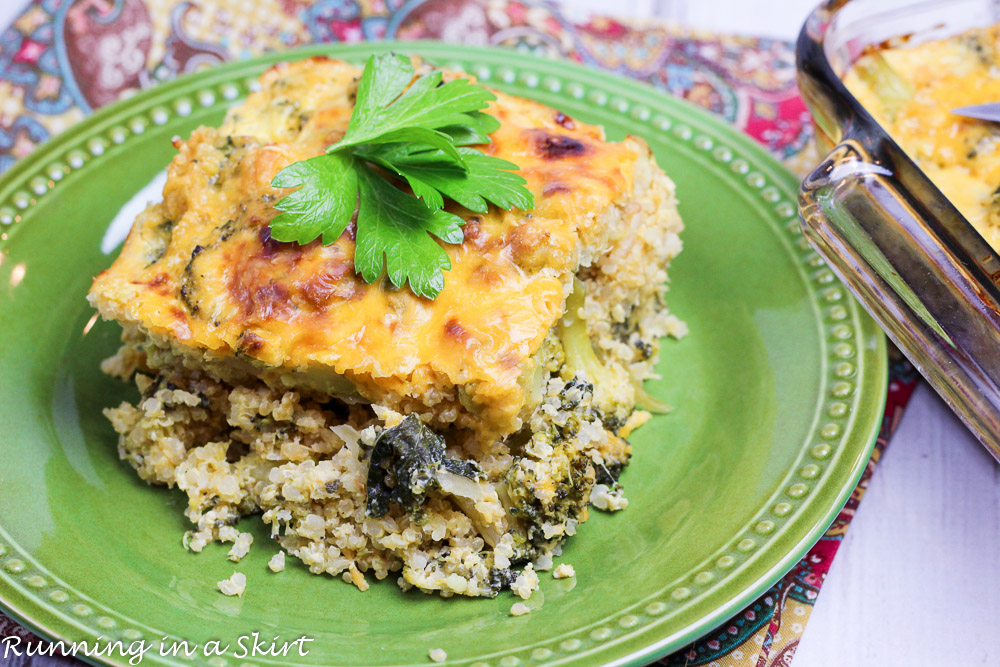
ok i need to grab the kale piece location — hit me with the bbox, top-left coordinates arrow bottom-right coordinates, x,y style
487,567 -> 517,594
365,414 -> 484,518
594,460 -> 626,486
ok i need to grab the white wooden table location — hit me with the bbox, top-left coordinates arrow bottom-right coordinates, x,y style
1,1 -> 996,666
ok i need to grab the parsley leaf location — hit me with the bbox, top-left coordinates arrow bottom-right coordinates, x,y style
269,53 -> 536,298
332,54 -> 496,153
354,167 -> 464,299
440,112 -> 501,146
269,153 -> 357,245
357,144 -> 533,213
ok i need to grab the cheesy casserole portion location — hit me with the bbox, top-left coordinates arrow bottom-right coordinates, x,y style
846,25 -> 1000,249
90,57 -> 685,597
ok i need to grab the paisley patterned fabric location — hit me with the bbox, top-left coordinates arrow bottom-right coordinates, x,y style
0,0 -> 814,171
0,1 -> 919,665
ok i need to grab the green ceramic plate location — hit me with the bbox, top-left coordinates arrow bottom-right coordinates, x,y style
0,43 -> 886,667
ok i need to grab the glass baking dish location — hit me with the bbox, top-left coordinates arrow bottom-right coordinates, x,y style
797,0 -> 1000,462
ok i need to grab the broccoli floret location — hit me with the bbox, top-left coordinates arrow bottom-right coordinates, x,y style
558,281 -> 617,392
557,280 -> 634,429
365,414 -> 485,518
501,443 -> 595,554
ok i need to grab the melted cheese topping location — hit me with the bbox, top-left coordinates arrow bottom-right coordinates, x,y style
845,26 -> 1000,248
89,57 -> 640,438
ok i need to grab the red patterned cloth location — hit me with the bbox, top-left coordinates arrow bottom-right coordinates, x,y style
0,1 -> 813,170
0,2 -> 920,665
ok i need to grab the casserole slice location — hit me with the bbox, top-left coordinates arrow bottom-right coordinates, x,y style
90,56 -> 685,596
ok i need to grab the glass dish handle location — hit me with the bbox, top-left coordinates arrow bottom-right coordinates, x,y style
800,140 -> 1000,461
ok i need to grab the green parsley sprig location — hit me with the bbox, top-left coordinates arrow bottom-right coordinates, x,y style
268,54 -> 535,299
